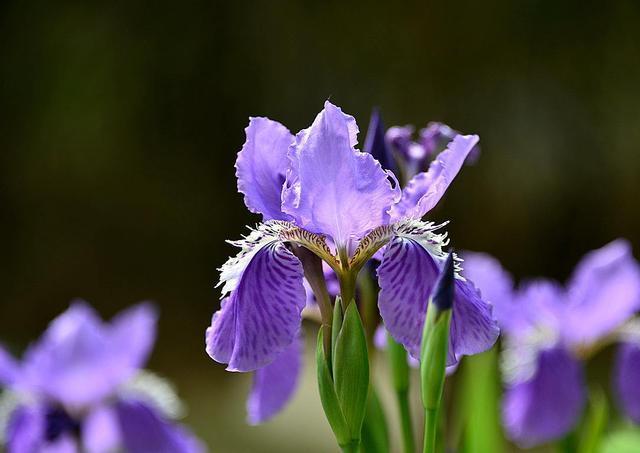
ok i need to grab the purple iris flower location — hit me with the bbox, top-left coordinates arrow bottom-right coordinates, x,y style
613,324 -> 640,424
206,101 -> 498,424
382,115 -> 480,180
0,302 -> 204,453
463,240 -> 640,447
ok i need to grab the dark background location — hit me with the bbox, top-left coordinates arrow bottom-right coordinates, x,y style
1,1 -> 639,451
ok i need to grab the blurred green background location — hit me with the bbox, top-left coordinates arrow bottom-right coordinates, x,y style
1,1 -> 640,451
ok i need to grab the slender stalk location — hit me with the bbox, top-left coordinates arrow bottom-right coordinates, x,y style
397,390 -> 415,453
338,271 -> 357,309
388,334 -> 414,453
423,408 -> 438,453
293,245 -> 333,358
356,268 -> 378,343
341,441 -> 360,453
556,432 -> 577,453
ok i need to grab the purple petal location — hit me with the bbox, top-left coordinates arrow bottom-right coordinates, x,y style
282,101 -> 399,246
373,325 -> 387,350
82,405 -> 122,452
564,239 -> 640,346
109,303 -> 158,374
507,280 -> 568,346
385,125 -> 415,158
613,342 -> 640,424
6,405 -> 44,453
206,242 -> 306,372
0,344 -> 20,386
364,109 -> 397,174
503,347 -> 585,447
448,279 -> 500,363
40,435 -> 78,453
21,302 -> 157,408
115,400 -> 205,453
419,122 -> 452,157
461,252 -> 526,333
377,237 -> 441,360
390,134 -> 479,221
377,237 -> 498,365
204,297 -> 235,365
419,122 -> 480,164
236,117 -> 294,221
247,336 -> 302,424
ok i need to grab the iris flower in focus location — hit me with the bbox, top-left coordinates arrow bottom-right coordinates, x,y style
205,101 -> 499,424
0,302 -> 204,453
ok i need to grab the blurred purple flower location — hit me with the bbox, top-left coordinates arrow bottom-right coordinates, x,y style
205,101 -> 498,423
378,115 -> 480,181
613,337 -> 640,424
464,240 -> 640,446
0,302 -> 204,453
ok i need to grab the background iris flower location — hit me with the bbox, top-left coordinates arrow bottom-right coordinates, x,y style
464,240 -> 640,447
0,302 -> 204,453
368,109 -> 481,182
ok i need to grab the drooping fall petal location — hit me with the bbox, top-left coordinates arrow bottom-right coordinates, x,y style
206,241 -> 306,372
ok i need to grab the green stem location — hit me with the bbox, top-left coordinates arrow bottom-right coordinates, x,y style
338,271 -> 357,309
340,440 -> 360,453
397,390 -> 415,453
556,430 -> 578,453
388,334 -> 414,453
423,408 -> 438,453
293,245 -> 333,359
356,268 -> 378,344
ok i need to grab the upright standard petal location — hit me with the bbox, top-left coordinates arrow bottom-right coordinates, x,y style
419,122 -> 480,164
21,303 -> 115,407
502,347 -> 585,447
206,241 -> 306,372
115,401 -> 204,453
236,117 -> 294,220
519,280 -> 567,332
377,236 -> 498,364
564,239 -> 640,346
246,336 -> 302,425
21,302 -> 156,408
613,342 -> 640,424
282,101 -> 399,246
109,303 -> 158,375
390,134 -> 479,221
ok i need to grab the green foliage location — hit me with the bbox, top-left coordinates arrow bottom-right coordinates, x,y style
332,296 -> 344,367
361,386 -> 390,453
316,328 -> 350,447
420,308 -> 451,411
420,287 -> 453,453
387,333 -> 415,453
459,347 -> 504,453
317,300 -> 370,451
577,388 -> 608,453
334,302 -> 370,441
600,428 -> 640,453
388,334 -> 410,393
